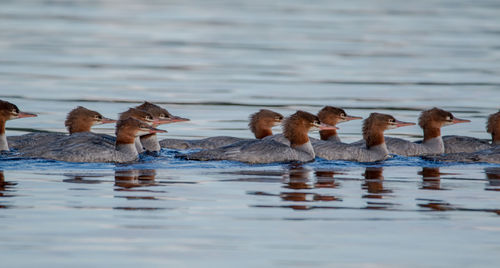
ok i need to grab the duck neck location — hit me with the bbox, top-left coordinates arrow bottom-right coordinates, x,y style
134,136 -> 144,153
0,120 -> 7,151
293,140 -> 315,158
319,129 -> 339,142
115,142 -> 139,157
254,128 -> 273,139
365,130 -> 385,149
140,133 -> 160,152
492,131 -> 500,145
115,132 -> 138,155
68,121 -> 92,134
423,127 -> 441,142
0,133 -> 7,151
288,131 -> 310,149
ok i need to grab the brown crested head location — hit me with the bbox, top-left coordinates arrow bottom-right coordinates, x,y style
317,106 -> 347,126
248,109 -> 284,139
119,108 -> 154,125
65,106 -> 105,134
418,108 -> 470,141
115,118 -> 166,145
317,106 -> 361,141
136,101 -> 171,119
136,101 -> 189,125
362,113 -> 396,148
418,108 -> 455,129
0,100 -> 37,134
487,110 -> 500,144
283,110 -> 320,147
0,100 -> 20,121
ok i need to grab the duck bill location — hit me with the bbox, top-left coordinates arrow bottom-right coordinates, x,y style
395,120 -> 416,128
101,117 -> 117,124
452,117 -> 471,124
319,123 -> 339,130
153,118 -> 172,126
153,116 -> 190,126
17,111 -> 37,118
344,115 -> 363,122
170,115 -> 190,123
149,127 -> 167,134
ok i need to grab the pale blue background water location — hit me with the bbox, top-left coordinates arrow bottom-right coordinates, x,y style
1,0 -> 500,267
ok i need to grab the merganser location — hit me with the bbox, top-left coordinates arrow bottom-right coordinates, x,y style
422,111 -> 500,163
0,100 -> 37,151
267,106 -> 361,146
442,110 -> 500,153
20,118 -> 165,163
314,113 -> 415,162
315,106 -> 362,142
118,108 -> 157,153
160,109 -> 284,150
180,110 -> 333,164
135,101 -> 189,152
8,106 -> 116,151
382,108 -> 470,156
65,106 -> 116,133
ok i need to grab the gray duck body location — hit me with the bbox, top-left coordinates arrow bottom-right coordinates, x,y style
19,132 -> 137,163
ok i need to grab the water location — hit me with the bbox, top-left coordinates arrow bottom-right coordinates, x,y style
1,0 -> 500,267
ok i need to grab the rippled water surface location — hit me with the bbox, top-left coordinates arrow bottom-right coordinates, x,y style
1,0 -> 500,267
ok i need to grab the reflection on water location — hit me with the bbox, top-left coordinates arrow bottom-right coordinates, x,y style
113,169 -> 167,210
62,174 -> 107,184
114,169 -> 158,189
485,167 -> 500,191
314,170 -> 343,189
0,171 -> 17,209
362,167 -> 398,210
280,165 -> 341,207
362,167 -> 392,198
419,167 -> 446,190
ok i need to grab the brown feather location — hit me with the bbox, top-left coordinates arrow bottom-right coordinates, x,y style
283,110 -> 319,147
487,110 -> 500,144
65,106 -> 103,134
248,109 -> 283,139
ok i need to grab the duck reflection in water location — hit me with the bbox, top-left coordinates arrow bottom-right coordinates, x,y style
362,167 -> 392,199
114,169 -> 157,189
314,170 -> 342,189
62,173 -> 107,184
0,171 -> 17,208
419,167 -> 446,190
485,167 -> 500,191
279,165 -> 341,209
362,167 -> 397,210
113,169 -> 167,211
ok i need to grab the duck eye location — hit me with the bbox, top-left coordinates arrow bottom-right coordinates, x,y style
146,116 -> 152,120
389,119 -> 395,123
341,113 -> 345,117
446,116 -> 452,121
11,109 -> 18,114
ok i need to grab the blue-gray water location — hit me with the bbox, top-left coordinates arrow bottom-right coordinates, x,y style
1,0 -> 500,267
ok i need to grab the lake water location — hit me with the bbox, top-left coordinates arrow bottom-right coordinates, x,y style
1,0 -> 500,267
